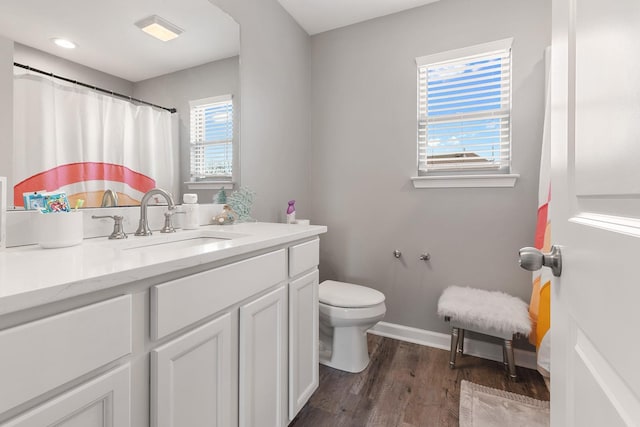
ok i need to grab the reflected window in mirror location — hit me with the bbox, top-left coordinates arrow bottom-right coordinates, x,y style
189,95 -> 234,183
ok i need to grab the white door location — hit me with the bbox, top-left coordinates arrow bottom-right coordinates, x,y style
551,0 -> 640,425
289,269 -> 319,420
239,286 -> 288,427
151,313 -> 232,427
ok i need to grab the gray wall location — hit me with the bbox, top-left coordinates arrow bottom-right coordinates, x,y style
211,0 -> 312,222
133,56 -> 240,203
14,43 -> 134,95
309,0 -> 551,335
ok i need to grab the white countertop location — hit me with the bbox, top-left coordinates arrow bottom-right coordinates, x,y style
0,222 -> 327,316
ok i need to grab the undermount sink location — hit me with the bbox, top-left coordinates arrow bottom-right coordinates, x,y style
123,236 -> 227,254
114,229 -> 246,255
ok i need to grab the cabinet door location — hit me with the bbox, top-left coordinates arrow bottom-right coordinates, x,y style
239,286 -> 287,427
2,365 -> 131,427
151,313 -> 232,427
288,269 -> 319,419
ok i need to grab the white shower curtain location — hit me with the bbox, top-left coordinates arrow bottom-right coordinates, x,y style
13,73 -> 176,207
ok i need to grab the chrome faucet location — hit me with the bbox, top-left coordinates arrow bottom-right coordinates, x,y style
100,189 -> 119,207
135,188 -> 176,236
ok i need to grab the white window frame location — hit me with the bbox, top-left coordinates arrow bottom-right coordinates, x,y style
412,39 -> 519,188
188,94 -> 235,189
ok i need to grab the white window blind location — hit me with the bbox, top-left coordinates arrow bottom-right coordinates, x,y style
417,39 -> 512,174
189,95 -> 233,181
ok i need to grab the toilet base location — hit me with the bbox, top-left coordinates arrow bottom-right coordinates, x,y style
319,325 -> 370,373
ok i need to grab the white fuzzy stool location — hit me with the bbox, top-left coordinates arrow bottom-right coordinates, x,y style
437,286 -> 531,381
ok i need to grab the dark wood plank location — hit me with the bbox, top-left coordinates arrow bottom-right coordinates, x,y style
289,335 -> 549,427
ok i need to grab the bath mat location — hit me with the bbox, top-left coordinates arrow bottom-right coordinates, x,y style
459,380 -> 550,427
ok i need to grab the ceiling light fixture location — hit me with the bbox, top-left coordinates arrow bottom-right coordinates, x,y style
51,38 -> 76,49
135,15 -> 183,42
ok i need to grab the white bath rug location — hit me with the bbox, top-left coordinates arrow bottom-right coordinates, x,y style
459,380 -> 550,427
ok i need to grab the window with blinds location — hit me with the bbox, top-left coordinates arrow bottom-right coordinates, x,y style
416,39 -> 512,174
189,95 -> 233,181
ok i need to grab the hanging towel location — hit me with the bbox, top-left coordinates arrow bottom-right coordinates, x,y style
529,47 -> 552,377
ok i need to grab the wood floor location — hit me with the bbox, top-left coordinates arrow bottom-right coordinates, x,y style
290,334 -> 549,427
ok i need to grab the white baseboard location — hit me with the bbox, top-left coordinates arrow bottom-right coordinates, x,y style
369,321 -> 538,370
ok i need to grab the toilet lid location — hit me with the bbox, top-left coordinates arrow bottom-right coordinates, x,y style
319,280 -> 385,308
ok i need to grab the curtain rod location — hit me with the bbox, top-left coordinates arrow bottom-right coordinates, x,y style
13,62 -> 177,113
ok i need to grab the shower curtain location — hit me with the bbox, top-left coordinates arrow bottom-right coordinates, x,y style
12,73 -> 175,207
529,47 -> 552,378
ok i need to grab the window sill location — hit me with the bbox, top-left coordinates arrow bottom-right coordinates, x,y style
411,174 -> 519,189
185,181 -> 235,190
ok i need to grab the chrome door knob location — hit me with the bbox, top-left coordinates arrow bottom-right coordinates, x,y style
519,245 -> 562,277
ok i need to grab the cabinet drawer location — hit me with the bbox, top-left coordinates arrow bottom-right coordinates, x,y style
151,249 -> 286,340
0,295 -> 132,415
288,239 -> 319,277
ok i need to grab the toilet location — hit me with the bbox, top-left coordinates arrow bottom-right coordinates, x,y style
318,280 -> 386,373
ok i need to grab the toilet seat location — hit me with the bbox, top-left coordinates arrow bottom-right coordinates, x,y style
319,301 -> 387,323
319,280 -> 385,308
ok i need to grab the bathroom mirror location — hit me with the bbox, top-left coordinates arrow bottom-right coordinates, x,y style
0,0 -> 240,209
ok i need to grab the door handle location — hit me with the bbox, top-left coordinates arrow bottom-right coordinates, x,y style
519,245 -> 562,277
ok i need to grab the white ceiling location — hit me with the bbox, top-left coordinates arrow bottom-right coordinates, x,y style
0,0 -> 240,82
0,0 -> 440,82
277,0 -> 441,35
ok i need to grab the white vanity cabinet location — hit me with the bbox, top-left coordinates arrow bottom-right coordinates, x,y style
0,227 -> 324,427
287,239 -> 320,420
150,248 -> 290,427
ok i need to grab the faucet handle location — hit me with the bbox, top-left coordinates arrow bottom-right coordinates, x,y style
160,210 -> 178,234
92,215 -> 127,240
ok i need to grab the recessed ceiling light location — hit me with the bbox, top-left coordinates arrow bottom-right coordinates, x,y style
135,15 -> 183,42
51,38 -> 76,49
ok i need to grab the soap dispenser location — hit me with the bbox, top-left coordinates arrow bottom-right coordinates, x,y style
182,193 -> 199,230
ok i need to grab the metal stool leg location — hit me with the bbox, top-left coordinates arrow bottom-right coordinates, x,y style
458,329 -> 465,356
449,327 -> 460,369
504,339 -> 517,381
502,344 -> 508,368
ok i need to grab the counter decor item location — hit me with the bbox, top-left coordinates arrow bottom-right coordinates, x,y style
182,193 -> 200,230
286,200 -> 296,224
226,187 -> 255,222
28,190 -> 84,248
36,210 -> 84,248
23,190 -> 46,210
0,177 -> 6,250
213,204 -> 239,225
214,187 -> 227,204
